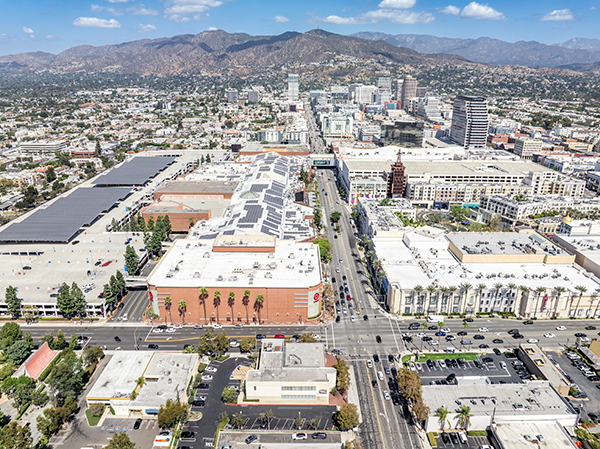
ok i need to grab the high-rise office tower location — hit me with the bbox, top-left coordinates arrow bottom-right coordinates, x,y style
288,74 -> 299,102
394,79 -> 403,100
377,77 -> 392,91
247,90 -> 260,103
226,89 -> 238,103
400,75 -> 417,110
450,96 -> 489,149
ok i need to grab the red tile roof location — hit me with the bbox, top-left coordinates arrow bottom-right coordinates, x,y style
24,342 -> 59,380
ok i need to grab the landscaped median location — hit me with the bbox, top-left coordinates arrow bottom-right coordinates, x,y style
402,352 -> 480,364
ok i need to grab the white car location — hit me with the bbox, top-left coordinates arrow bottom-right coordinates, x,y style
165,328 -> 176,333
527,338 -> 538,343
442,328 -> 451,333
430,340 -> 439,346
544,333 -> 555,338
205,366 -> 218,372
415,363 -> 423,370
201,374 -> 213,381
478,327 -> 489,332
152,328 -> 163,333
445,335 -> 456,341
377,371 -> 384,380
367,360 -> 373,368
415,332 -> 426,338
500,361 -> 507,370
439,360 -> 447,369
229,340 -> 240,348
292,433 -> 307,440
409,362 -> 416,371
350,316 -> 355,323
383,391 -> 391,400
580,337 -> 591,343
173,324 -> 183,329
556,325 -> 567,331
209,323 -> 223,329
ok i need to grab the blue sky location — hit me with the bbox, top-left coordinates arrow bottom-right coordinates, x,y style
1,0 -> 599,56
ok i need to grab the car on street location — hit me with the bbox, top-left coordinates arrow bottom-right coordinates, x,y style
527,338 -> 539,343
556,325 -> 567,331
148,344 -> 159,349
586,325 -> 597,330
274,334 -> 285,339
194,324 -> 203,329
292,433 -> 307,440
383,391 -> 391,400
152,328 -> 163,333
575,333 -> 588,338
512,333 -> 524,339
350,316 -> 355,323
507,329 -> 519,334
492,339 -> 504,344
493,348 -> 502,356
435,331 -> 446,336
245,434 -> 258,444
474,334 -> 485,340
523,320 -> 534,325
181,431 -> 195,440
114,336 -> 121,342
544,333 -> 556,338
229,340 -> 240,348
478,327 -> 489,332
367,360 -> 373,368
372,380 -> 378,388
376,335 -> 382,343
363,315 -> 369,321
479,344 -> 490,349
457,331 -> 468,336
373,354 -> 380,362
312,432 -> 327,439
256,334 -> 266,339
166,328 -> 176,333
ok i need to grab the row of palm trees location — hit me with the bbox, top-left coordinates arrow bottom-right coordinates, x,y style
161,289 -> 267,325
434,406 -> 473,433
408,282 -> 598,319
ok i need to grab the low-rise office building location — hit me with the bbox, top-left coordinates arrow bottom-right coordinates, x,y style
86,351 -> 198,419
422,379 -> 577,433
491,421 -> 578,449
245,339 -> 335,404
516,344 -> 571,395
356,197 -> 415,239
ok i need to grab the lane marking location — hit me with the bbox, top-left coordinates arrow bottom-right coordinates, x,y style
364,362 -> 388,449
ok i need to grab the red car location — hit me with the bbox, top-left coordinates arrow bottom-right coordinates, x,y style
274,334 -> 285,339
101,260 -> 112,267
346,295 -> 351,301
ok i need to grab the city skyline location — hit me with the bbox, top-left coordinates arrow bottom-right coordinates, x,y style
0,0 -> 599,56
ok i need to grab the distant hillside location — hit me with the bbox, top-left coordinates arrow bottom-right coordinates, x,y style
352,32 -> 600,69
0,29 -> 467,76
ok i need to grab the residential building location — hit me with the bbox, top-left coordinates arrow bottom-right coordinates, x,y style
287,74 -> 299,102
245,339 -> 336,404
417,96 -> 442,122
450,96 -> 489,149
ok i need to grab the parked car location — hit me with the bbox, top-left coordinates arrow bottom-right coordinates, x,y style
312,432 -> 327,439
133,418 -> 142,430
245,434 -> 258,444
292,433 -> 307,440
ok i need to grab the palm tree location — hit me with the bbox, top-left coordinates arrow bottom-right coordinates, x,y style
448,286 -> 458,314
533,286 -> 546,319
553,286 -> 566,319
242,289 -> 251,324
228,291 -> 236,323
434,407 -> 449,433
426,285 -> 437,315
456,405 -> 473,431
476,284 -> 486,315
493,283 -> 503,313
413,285 -> 424,316
254,294 -> 265,323
366,250 -> 375,261
213,290 -> 221,323
460,283 -> 472,316
164,296 -> 173,325
517,285 -> 529,318
178,299 -> 187,325
439,286 -> 448,313
199,287 -> 208,324
593,288 -> 600,319
574,285 -> 588,318
506,283 -> 517,313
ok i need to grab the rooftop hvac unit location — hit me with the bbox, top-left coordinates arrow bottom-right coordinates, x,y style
265,272 -> 273,279
217,275 -> 223,281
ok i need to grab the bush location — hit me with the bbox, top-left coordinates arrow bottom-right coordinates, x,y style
197,363 -> 207,374
467,430 -> 487,436
427,432 -> 438,447
89,403 -> 105,417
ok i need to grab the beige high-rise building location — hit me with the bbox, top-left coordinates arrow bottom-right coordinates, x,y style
400,75 -> 417,110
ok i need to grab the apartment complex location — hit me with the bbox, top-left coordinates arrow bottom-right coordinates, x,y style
450,96 -> 489,149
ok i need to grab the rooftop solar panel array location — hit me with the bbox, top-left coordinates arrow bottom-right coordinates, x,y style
94,156 -> 177,186
0,187 -> 130,243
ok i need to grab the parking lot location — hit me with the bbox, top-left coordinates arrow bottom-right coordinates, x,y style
548,350 -> 600,418
434,432 -> 490,448
411,353 -> 526,385
217,430 -> 342,448
181,357 -> 336,448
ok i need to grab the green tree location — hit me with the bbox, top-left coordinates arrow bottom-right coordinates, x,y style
213,290 -> 221,324
0,322 -> 22,350
333,357 -> 351,394
56,282 -> 71,318
344,440 -> 363,449
4,340 -> 31,365
333,403 -> 359,430
313,237 -> 332,263
456,405 -> 473,431
47,350 -> 82,406
228,291 -> 236,324
230,411 -> 244,429
69,282 -> 87,319
240,338 -> 255,353
101,432 -> 135,449
215,331 -> 229,354
4,286 -> 20,319
254,294 -> 265,324
396,368 -> 423,402
0,421 -> 32,449
434,406 -> 449,432
242,289 -> 251,324
103,284 -> 114,309
330,211 -> 341,223
164,296 -> 173,325
259,409 -> 274,430
221,386 -> 238,403
313,207 -> 322,230
178,299 -> 187,325
55,329 -> 67,350
157,399 -> 187,428
198,287 -> 208,325
124,245 -> 139,275
146,216 -> 155,232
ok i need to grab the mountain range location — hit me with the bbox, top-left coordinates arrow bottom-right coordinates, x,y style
351,32 -> 600,70
0,29 -> 466,77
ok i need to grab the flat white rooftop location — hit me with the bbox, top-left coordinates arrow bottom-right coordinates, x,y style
493,421 -> 577,448
147,238 -> 321,289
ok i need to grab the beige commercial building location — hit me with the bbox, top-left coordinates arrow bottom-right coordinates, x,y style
246,339 -> 335,404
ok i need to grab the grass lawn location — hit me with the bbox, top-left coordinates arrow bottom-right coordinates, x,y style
85,409 -> 102,427
402,352 -> 479,363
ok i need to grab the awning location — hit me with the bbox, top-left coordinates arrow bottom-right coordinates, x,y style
145,408 -> 160,414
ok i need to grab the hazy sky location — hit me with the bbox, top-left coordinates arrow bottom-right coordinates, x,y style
1,0 -> 599,55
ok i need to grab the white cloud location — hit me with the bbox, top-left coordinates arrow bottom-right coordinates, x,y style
377,0 -> 416,9
321,8 -> 434,25
541,9 -> 575,21
440,5 -> 460,15
22,27 -> 35,37
274,15 -> 290,23
91,4 -> 123,15
460,2 -> 505,20
138,23 -> 157,33
164,0 -> 223,22
106,0 -> 130,3
44,35 -> 59,40
206,26 -> 217,30
72,17 -> 121,28
129,4 -> 159,15
591,6 -> 597,11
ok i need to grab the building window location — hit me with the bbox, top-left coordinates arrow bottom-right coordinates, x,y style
281,386 -> 316,391
281,395 -> 316,399
405,307 -> 411,314
254,386 -> 256,391
405,297 -> 412,305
